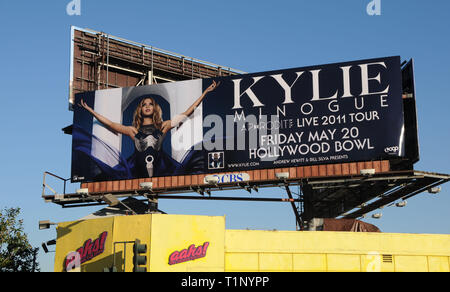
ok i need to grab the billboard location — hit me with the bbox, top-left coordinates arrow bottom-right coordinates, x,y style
71,56 -> 404,183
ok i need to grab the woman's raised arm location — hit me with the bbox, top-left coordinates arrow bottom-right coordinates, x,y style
79,99 -> 137,139
160,81 -> 219,134
182,80 -> 219,118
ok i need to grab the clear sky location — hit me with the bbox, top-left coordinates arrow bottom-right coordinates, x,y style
0,0 -> 449,272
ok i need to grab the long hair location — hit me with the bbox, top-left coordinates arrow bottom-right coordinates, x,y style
132,97 -> 163,131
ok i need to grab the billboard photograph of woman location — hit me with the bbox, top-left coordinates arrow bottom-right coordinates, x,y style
72,81 -> 218,182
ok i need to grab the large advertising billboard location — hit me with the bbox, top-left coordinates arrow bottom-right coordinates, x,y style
71,56 -> 404,183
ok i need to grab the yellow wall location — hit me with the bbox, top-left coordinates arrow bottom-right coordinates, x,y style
54,217 -> 115,272
55,214 -> 225,272
149,214 -> 225,272
55,215 -> 450,272
110,215 -> 152,272
224,230 -> 450,272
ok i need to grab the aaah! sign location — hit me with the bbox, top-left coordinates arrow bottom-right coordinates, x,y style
169,242 -> 210,265
65,231 -> 108,269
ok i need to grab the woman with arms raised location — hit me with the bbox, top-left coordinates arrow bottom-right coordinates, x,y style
79,81 -> 219,178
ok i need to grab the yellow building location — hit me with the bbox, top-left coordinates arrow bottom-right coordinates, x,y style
54,214 -> 450,272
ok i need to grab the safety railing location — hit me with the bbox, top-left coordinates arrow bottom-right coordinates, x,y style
42,171 -> 70,198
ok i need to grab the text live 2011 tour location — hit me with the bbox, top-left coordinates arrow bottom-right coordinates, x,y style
242,95 -> 387,161
248,110 -> 380,162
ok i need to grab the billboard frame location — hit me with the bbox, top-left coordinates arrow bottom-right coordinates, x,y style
48,27 -> 445,228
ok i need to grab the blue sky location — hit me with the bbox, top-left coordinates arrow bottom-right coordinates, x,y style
0,0 -> 449,272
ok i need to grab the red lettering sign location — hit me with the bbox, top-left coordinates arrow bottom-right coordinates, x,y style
168,242 -> 210,265
65,231 -> 108,269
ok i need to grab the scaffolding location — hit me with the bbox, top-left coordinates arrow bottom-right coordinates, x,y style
69,26 -> 246,110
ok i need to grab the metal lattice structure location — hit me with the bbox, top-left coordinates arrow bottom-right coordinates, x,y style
69,26 -> 246,110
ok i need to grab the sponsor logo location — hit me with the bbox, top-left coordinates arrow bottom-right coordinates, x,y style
384,146 -> 399,154
72,175 -> 85,181
204,173 -> 250,184
65,231 -> 108,269
169,242 -> 210,265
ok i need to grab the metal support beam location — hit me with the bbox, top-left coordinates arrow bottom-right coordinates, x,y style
157,195 -> 300,203
343,177 -> 449,219
59,195 -> 302,209
285,185 -> 303,230
147,195 -> 159,213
